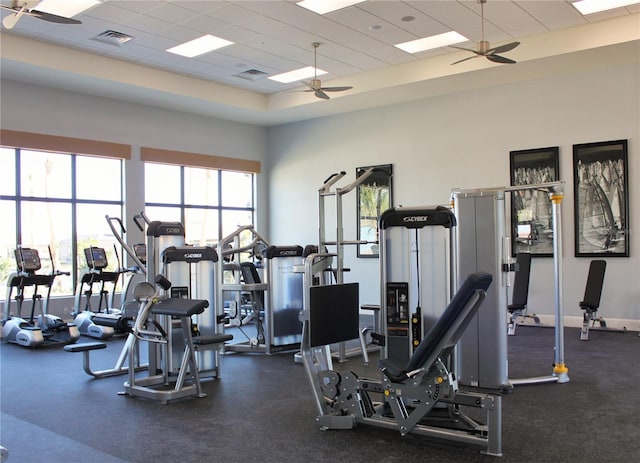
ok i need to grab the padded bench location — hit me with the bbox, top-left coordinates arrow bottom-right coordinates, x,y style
64,341 -> 107,353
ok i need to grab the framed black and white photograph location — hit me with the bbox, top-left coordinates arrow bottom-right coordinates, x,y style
510,147 -> 559,257
573,139 -> 629,257
356,164 -> 392,258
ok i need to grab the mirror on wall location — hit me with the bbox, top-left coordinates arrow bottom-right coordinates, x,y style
356,164 -> 392,258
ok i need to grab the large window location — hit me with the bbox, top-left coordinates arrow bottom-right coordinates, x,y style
144,163 -> 254,246
0,148 -> 123,299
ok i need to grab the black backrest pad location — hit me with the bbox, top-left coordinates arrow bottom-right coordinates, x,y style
582,260 -> 606,310
406,272 -> 492,372
511,253 -> 532,307
240,262 -> 262,284
309,283 -> 359,348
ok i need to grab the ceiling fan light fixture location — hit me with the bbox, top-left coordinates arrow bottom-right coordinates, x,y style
572,0 -> 640,15
396,31 -> 468,54
296,0 -> 366,15
36,0 -> 101,18
269,66 -> 327,84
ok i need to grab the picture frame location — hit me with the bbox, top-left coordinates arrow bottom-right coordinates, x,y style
356,164 -> 392,258
573,139 -> 629,257
509,147 -> 559,257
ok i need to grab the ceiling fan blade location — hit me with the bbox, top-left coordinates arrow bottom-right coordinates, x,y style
1,3 -> 28,29
486,54 -> 516,64
451,55 -> 478,65
487,41 -> 520,55
30,9 -> 82,25
315,89 -> 330,100
321,86 -> 352,92
449,45 -> 482,55
2,13 -> 22,29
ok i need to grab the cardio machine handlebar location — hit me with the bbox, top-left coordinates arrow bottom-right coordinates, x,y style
105,215 -> 147,274
132,211 -> 151,232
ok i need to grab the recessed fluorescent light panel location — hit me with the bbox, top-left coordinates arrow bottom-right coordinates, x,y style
36,0 -> 101,17
297,0 -> 366,15
166,35 -> 234,58
395,31 -> 468,54
268,66 -> 327,84
572,0 -> 640,15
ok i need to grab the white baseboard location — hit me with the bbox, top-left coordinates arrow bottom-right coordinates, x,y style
517,313 -> 639,332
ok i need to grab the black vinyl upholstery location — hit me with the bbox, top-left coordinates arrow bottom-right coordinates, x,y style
580,260 -> 606,313
404,272 -> 493,373
508,253 -> 532,313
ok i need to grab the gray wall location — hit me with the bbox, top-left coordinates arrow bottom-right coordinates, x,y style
1,51 -> 638,328
1,79 -> 268,318
267,57 -> 639,326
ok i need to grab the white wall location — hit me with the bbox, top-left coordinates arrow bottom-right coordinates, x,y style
1,79 -> 268,318
267,57 -> 640,326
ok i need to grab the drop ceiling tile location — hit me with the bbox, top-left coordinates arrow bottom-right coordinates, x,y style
326,6 -> 416,44
356,1 -> 415,17
103,1 -> 166,15
83,2 -> 139,24
137,2 -> 203,24
178,12 -> 232,34
376,7 -> 454,38
200,2 -> 264,26
514,0 -> 586,31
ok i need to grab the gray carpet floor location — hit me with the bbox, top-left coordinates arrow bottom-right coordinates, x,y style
1,325 -> 639,462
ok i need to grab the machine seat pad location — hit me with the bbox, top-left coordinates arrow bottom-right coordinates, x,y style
193,334 -> 234,345
361,304 -> 380,312
507,303 -> 525,313
579,301 -> 597,312
64,342 -> 107,352
151,298 -> 209,317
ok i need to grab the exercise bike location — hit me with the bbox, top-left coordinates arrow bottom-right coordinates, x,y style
2,246 -> 79,347
72,246 -> 141,340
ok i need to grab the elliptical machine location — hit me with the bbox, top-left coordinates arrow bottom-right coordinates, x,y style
2,246 -> 80,347
73,246 -> 141,340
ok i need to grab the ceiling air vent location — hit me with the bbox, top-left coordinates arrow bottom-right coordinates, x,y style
93,30 -> 134,47
234,69 -> 269,81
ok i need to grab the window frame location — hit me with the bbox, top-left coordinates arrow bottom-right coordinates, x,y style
0,145 -> 125,298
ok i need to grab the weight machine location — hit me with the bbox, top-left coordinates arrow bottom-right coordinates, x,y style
217,225 -> 305,354
379,206 -> 456,367
64,215 -> 149,379
300,270 -> 503,456
316,169 -> 378,362
119,271 -> 231,404
451,181 -> 568,387
67,214 -> 232,387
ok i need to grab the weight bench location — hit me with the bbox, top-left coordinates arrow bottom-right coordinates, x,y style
64,341 -> 107,375
507,253 -> 538,335
65,334 -> 149,379
302,272 -> 504,457
579,260 -> 624,340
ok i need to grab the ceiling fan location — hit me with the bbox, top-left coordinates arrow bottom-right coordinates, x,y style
1,1 -> 82,30
302,42 -> 353,100
450,0 -> 519,65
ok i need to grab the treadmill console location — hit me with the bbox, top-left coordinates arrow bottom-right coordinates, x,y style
133,243 -> 147,265
84,247 -> 108,270
15,247 -> 42,273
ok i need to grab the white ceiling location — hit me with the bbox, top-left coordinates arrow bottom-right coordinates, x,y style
1,1 -> 639,126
